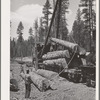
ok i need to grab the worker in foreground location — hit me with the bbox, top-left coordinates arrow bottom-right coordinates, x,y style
25,69 -> 32,99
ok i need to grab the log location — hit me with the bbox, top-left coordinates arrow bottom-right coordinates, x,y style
50,38 -> 78,52
30,72 -> 50,92
36,69 -> 59,80
42,50 -> 70,60
50,38 -> 86,55
20,72 -> 50,92
43,58 -> 68,68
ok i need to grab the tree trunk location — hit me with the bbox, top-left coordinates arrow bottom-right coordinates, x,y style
20,43 -> 23,61
35,29 -> 38,70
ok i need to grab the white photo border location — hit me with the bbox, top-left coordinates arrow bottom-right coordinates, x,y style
1,0 -> 99,100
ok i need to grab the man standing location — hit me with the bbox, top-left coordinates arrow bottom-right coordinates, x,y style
25,70 -> 32,99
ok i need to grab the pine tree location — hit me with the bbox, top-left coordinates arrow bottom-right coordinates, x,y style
10,38 -> 17,58
17,21 -> 24,60
38,18 -> 45,42
17,21 -> 24,34
42,0 -> 52,27
42,0 -> 52,38
28,27 -> 34,45
28,27 -> 34,57
72,9 -> 85,48
79,0 -> 96,51
29,27 -> 33,35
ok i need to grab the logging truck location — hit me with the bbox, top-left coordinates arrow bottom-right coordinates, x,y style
34,0 -> 96,88
37,38 -> 96,88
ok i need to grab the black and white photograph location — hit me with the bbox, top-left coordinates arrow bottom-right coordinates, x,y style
9,0 -> 98,100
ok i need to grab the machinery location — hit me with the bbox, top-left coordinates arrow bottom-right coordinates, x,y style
36,38 -> 95,88
34,0 -> 96,88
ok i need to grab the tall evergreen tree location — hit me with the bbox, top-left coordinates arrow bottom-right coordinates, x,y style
17,21 -> 24,60
29,27 -> 33,35
28,27 -> 34,43
28,27 -> 34,57
34,19 -> 39,70
38,18 -> 45,42
42,0 -> 52,39
42,0 -> 52,28
79,0 -> 96,51
72,9 -> 85,48
10,38 -> 15,58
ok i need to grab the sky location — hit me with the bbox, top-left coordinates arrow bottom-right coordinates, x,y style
11,0 -> 80,40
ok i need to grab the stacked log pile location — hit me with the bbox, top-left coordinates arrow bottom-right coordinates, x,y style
40,38 -> 79,72
41,48 -> 70,72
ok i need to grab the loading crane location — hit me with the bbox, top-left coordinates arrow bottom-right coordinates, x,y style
35,0 -> 95,88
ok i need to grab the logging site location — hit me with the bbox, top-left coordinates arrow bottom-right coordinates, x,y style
10,0 -> 96,100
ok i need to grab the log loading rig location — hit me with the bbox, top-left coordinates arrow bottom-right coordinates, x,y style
35,0 -> 96,88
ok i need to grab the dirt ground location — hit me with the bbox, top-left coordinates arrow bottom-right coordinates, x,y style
10,61 -> 95,100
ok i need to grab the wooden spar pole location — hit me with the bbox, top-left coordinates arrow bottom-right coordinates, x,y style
55,0 -> 62,50
56,0 -> 62,39
40,0 -> 60,58
53,0 -> 56,8
53,0 -> 56,37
